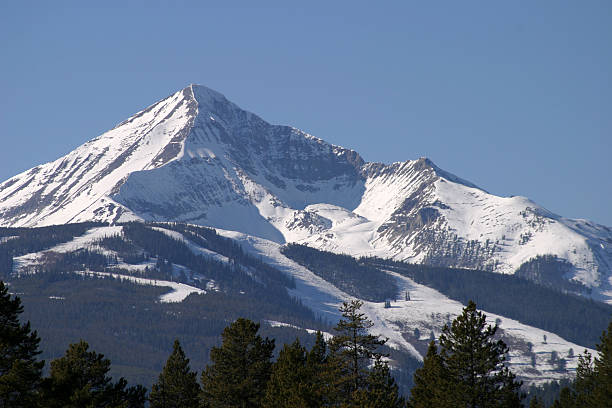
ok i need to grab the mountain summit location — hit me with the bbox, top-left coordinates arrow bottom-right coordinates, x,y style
1,84 -> 611,301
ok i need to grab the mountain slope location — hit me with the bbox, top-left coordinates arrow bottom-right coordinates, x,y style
0,84 -> 611,302
3,222 -> 602,386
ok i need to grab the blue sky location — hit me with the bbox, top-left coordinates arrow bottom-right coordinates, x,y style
1,1 -> 611,225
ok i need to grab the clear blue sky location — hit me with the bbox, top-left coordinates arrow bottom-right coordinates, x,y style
1,1 -> 611,225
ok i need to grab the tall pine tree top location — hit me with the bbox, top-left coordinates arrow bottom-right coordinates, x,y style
592,320 -> 612,405
201,318 -> 274,408
262,338 -> 312,408
328,300 -> 387,400
0,281 -> 44,407
410,341 -> 448,408
410,301 -> 523,408
440,301 -> 523,408
42,340 -> 145,408
150,339 -> 200,408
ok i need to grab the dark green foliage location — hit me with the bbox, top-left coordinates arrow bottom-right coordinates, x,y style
328,300 -> 387,402
262,304 -> 407,408
592,320 -> 612,405
410,341 -> 447,408
351,356 -> 405,408
365,257 -> 612,348
409,301 -> 523,408
546,320 -> 612,407
95,235 -> 146,265
6,221 -> 325,388
122,223 -> 293,295
0,281 -> 44,407
160,223 -> 294,288
201,318 -> 275,408
41,340 -> 145,408
12,271 -> 324,388
0,222 -> 103,278
149,339 -> 200,408
0,223 -> 101,269
515,255 -> 588,293
551,387 -> 575,408
32,249 -> 114,274
0,246 -> 12,278
525,379 -> 572,407
528,396 -> 545,408
439,301 -> 523,407
263,338 -> 315,408
305,331 -> 331,406
281,244 -> 398,302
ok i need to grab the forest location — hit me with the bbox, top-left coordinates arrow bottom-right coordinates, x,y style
3,280 -> 612,407
361,257 -> 612,348
2,223 -> 612,406
281,244 -> 399,302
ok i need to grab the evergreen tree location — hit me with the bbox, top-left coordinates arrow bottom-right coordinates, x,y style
201,318 -> 274,408
528,396 -> 544,408
551,387 -> 575,408
552,322 -> 612,408
263,338 -> 314,408
571,350 -> 595,407
351,355 -> 405,408
409,341 -> 448,408
328,300 -> 386,402
411,301 -> 523,408
149,339 -> 200,408
438,301 -> 523,408
0,281 -> 44,407
306,331 -> 327,371
42,340 -> 145,408
592,320 -> 612,405
305,331 -> 331,407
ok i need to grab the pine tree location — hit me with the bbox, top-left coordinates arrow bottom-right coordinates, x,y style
0,281 -> 44,407
409,341 -> 448,408
571,350 -> 595,407
436,301 -> 523,408
328,300 -> 386,402
149,339 -> 200,408
591,320 -> 612,406
551,387 -> 575,408
263,338 -> 313,408
42,340 -> 145,408
351,355 -> 405,408
305,331 -> 331,407
200,318 -> 274,408
553,322 -> 612,408
528,396 -> 544,408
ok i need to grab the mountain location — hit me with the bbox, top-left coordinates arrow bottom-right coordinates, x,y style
1,84 -> 611,302
5,222 -> 606,387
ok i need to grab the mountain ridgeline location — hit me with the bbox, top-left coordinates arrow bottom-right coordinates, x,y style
1,84 -> 611,397
0,84 -> 610,303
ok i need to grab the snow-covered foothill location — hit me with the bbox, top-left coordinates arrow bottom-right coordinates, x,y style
217,229 -> 596,385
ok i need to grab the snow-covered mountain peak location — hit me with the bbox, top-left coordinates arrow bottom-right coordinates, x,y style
1,84 -> 611,303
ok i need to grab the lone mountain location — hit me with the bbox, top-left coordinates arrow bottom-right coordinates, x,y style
1,84 -> 611,302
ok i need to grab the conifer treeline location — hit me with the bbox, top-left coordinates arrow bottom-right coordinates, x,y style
2,279 -> 612,407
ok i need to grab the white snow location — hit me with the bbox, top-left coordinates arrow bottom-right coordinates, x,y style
1,84 -> 609,302
13,226 -> 123,272
76,270 -> 204,303
150,226 -> 231,265
265,320 -> 334,341
217,228 -> 597,384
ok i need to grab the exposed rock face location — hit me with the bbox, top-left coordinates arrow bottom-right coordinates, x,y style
1,84 -> 611,302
